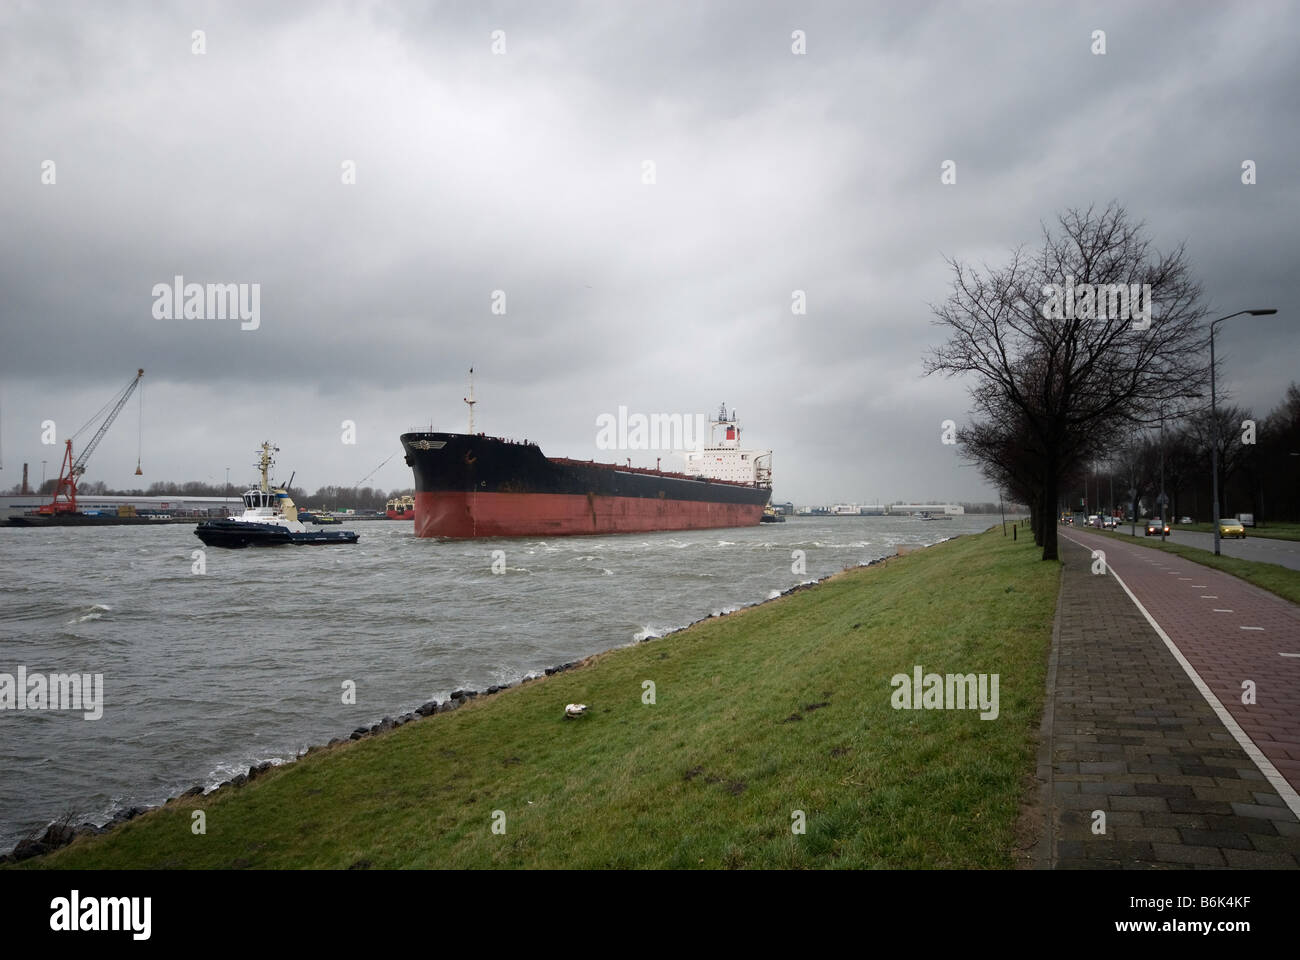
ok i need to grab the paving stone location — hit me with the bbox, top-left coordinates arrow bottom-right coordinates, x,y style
1168,798 -> 1234,815
1057,858 -> 1122,870
1229,802 -> 1298,822
1141,812 -> 1210,829
1222,849 -> 1299,868
1111,796 -> 1170,812
1111,827 -> 1182,843
1135,783 -> 1196,798
1176,830 -> 1254,850
1079,761 -> 1127,774
1202,814 -> 1278,836
1149,843 -> 1226,866
1252,792 -> 1287,808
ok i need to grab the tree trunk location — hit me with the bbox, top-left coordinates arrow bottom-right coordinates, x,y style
1041,471 -> 1060,561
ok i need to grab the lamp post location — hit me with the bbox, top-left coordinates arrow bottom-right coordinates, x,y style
1160,412 -> 1167,541
1210,309 -> 1278,555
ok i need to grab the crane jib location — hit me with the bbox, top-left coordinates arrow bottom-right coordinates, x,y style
72,369 -> 144,473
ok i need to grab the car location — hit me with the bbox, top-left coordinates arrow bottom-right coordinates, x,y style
1145,521 -> 1170,536
1179,516 -> 1193,524
1218,519 -> 1246,539
1102,516 -> 1117,529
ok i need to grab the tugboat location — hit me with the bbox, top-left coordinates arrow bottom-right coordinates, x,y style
195,443 -> 359,548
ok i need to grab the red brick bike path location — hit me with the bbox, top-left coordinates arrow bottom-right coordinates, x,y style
1060,527 -> 1300,806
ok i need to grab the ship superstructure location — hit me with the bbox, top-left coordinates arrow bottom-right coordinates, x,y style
681,404 -> 773,486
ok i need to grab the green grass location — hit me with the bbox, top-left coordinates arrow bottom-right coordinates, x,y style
1084,527 -> 1300,606
17,528 -> 1059,870
1172,521 -> 1300,541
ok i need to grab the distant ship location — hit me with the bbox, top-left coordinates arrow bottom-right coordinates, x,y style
194,443 -> 359,548
386,494 -> 415,520
400,403 -> 772,538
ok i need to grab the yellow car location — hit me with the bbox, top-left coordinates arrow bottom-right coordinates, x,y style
1218,519 -> 1246,539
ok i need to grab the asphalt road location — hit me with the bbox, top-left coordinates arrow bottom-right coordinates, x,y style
1088,523 -> 1300,572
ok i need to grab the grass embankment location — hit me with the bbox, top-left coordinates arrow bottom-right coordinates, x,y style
1173,521 -> 1300,542
22,528 -> 1058,870
1084,527 -> 1300,606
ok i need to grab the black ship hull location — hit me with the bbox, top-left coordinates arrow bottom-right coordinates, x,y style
400,432 -> 770,538
194,519 -> 359,548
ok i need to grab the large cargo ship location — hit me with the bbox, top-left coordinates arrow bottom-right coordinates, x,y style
400,404 -> 772,538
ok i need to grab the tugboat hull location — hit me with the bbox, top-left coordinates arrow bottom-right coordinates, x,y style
194,520 -> 359,548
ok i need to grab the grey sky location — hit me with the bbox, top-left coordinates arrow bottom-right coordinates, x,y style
1,1 -> 1297,504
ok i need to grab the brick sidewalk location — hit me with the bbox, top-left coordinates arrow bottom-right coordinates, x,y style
1062,527 -> 1300,793
1032,535 -> 1300,868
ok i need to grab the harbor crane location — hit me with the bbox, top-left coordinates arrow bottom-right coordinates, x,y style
40,368 -> 144,515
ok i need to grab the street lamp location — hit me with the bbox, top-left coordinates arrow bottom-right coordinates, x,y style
1211,309 -> 1278,555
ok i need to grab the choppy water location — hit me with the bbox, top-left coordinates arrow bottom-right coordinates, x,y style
0,514 -> 994,848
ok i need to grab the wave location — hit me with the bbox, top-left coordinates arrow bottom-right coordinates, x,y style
66,603 -> 111,624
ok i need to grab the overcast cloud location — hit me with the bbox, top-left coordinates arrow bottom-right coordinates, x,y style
1,0 -> 1297,504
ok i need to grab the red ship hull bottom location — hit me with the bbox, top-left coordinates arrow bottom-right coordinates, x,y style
414,491 -> 765,538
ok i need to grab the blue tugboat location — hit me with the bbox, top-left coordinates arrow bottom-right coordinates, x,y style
195,443 -> 359,548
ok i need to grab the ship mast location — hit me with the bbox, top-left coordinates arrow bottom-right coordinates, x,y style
257,442 -> 278,493
463,367 -> 477,433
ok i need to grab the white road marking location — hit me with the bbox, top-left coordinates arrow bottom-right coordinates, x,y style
1200,595 -> 1218,599
1241,626 -> 1264,631
1059,531 -> 1300,821
1213,609 -> 1234,613
1280,653 -> 1300,658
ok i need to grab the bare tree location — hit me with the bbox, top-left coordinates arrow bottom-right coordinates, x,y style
925,203 -> 1209,559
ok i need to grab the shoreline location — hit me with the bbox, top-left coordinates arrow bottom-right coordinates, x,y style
2,536 -> 958,864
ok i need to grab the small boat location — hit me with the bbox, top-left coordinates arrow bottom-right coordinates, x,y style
386,494 -> 415,520
912,511 -> 933,521
195,443 -> 359,548
759,506 -> 785,523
